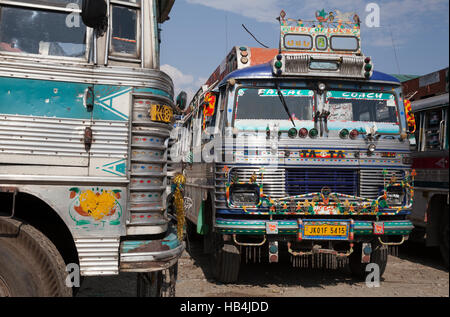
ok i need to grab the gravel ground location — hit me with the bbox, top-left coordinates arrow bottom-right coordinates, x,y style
76,240 -> 449,297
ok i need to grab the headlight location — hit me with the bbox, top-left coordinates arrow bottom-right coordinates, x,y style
230,184 -> 260,206
386,186 -> 405,206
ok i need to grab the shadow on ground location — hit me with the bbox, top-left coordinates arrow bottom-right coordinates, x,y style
397,240 -> 448,272
184,236 -> 366,290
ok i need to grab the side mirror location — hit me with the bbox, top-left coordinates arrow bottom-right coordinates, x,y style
81,0 -> 108,32
176,91 -> 188,111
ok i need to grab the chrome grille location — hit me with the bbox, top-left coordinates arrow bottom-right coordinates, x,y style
286,169 -> 358,196
216,167 -> 407,207
360,169 -> 405,200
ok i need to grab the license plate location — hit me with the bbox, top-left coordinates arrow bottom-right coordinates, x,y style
150,104 -> 173,123
301,221 -> 350,240
304,225 -> 347,236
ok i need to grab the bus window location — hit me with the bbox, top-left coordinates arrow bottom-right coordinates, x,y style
0,4 -> 87,58
424,110 -> 443,150
111,4 -> 139,56
326,91 -> 399,125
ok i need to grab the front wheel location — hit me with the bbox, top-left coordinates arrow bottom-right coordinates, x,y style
439,209 -> 449,268
349,242 -> 388,281
0,218 -> 72,297
136,263 -> 178,297
212,243 -> 240,283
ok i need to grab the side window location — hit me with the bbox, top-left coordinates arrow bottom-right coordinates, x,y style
193,104 -> 203,148
110,1 -> 140,58
422,108 -> 447,151
0,3 -> 87,58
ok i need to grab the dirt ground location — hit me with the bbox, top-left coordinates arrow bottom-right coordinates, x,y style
77,239 -> 448,297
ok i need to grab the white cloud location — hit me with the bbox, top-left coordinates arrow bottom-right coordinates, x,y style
186,0 -> 448,49
161,64 -> 194,86
161,64 -> 202,102
186,0 -> 281,23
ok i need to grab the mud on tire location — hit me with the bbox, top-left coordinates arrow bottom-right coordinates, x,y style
0,218 -> 72,297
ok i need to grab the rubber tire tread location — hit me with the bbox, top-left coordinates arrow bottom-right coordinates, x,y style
439,209 -> 449,268
214,244 -> 240,283
349,242 -> 388,280
0,218 -> 72,297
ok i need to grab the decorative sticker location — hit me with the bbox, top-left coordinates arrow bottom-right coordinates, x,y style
327,91 -> 395,100
258,89 -> 314,97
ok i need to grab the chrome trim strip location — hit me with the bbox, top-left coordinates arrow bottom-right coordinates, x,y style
0,175 -> 128,184
0,58 -> 174,92
120,243 -> 185,263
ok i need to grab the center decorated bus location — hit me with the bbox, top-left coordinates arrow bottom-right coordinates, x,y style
173,10 -> 415,283
0,0 -> 183,296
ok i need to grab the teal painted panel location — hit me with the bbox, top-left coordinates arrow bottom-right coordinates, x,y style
92,86 -> 173,121
133,87 -> 172,100
0,77 -> 91,119
93,85 -> 132,121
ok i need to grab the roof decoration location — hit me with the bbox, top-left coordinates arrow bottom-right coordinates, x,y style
278,10 -> 361,55
278,9 -> 361,28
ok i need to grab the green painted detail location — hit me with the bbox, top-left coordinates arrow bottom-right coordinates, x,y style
197,201 -> 207,235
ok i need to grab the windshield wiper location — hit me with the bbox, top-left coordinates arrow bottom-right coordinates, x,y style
275,81 -> 296,127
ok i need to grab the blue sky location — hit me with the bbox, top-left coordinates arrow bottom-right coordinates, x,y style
160,0 -> 449,100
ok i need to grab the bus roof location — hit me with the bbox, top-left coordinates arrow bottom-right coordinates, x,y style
219,62 -> 401,87
411,93 -> 449,113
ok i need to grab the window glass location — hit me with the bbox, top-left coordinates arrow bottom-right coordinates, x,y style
284,34 -> 312,50
330,36 -> 358,51
423,109 -> 445,151
235,88 -> 314,121
316,35 -> 327,50
7,0 -> 82,7
0,6 -> 86,57
111,6 -> 137,55
326,91 -> 399,124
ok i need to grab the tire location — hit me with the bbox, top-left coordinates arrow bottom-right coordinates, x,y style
439,209 -> 449,268
137,263 -> 178,297
0,218 -> 72,297
349,242 -> 388,280
213,243 -> 240,283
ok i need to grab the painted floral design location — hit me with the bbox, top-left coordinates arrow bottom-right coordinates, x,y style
69,188 -> 122,225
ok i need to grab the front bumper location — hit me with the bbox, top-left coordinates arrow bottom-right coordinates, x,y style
119,225 -> 185,273
216,218 -> 414,236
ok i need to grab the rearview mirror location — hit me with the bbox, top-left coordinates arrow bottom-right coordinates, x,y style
81,0 -> 108,31
176,91 -> 188,111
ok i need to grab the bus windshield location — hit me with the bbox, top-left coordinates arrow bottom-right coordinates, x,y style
0,5 -> 86,58
326,91 -> 399,124
235,88 -> 314,121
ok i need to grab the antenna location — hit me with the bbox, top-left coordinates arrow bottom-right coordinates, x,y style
388,24 -> 401,74
241,24 -> 269,48
225,13 -> 229,54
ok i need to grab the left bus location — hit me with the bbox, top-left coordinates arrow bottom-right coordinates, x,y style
0,0 -> 184,297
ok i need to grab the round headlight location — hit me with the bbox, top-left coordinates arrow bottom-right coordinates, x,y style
368,143 -> 376,154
